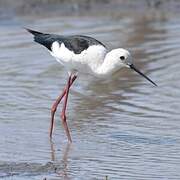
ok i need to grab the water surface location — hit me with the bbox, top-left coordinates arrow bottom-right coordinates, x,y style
1,10 -> 180,180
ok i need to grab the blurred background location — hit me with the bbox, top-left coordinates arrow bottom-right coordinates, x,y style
1,0 -> 180,180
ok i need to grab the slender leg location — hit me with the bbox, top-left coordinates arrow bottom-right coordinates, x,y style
61,74 -> 77,142
49,75 -> 77,139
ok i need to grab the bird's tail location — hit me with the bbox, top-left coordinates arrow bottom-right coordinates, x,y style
25,28 -> 43,36
25,28 -> 52,50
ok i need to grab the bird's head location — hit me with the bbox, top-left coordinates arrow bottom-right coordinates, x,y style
109,48 -> 157,86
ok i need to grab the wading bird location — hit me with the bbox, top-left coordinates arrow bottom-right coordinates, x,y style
26,28 -> 157,142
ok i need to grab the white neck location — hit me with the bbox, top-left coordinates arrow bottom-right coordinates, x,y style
93,51 -> 123,77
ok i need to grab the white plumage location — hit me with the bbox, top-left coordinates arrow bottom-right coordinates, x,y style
50,41 -> 132,77
27,28 -> 157,142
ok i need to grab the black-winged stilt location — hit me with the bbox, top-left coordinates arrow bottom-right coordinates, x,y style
26,28 -> 157,142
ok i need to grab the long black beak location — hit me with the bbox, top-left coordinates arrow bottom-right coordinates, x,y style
129,64 -> 157,86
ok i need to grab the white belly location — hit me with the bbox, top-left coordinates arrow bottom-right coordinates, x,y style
50,41 -> 107,74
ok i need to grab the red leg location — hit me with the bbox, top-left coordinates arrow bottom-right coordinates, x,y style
49,75 -> 77,139
61,74 -> 77,142
49,87 -> 66,139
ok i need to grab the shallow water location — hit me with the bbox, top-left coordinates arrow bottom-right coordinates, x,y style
1,10 -> 180,180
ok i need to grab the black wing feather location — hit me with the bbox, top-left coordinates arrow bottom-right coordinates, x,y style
26,28 -> 106,54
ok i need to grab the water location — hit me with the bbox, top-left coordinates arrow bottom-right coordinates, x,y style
1,9 -> 180,180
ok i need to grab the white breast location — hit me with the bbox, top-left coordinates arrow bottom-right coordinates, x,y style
50,41 -> 107,74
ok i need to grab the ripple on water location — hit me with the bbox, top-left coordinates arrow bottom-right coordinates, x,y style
1,11 -> 180,180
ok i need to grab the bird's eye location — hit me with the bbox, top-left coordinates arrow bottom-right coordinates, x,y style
120,56 -> 125,60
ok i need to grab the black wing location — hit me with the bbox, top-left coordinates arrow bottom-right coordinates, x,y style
26,28 -> 106,54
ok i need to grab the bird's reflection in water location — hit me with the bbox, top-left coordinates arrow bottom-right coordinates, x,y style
50,139 -> 56,162
49,139 -> 71,179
